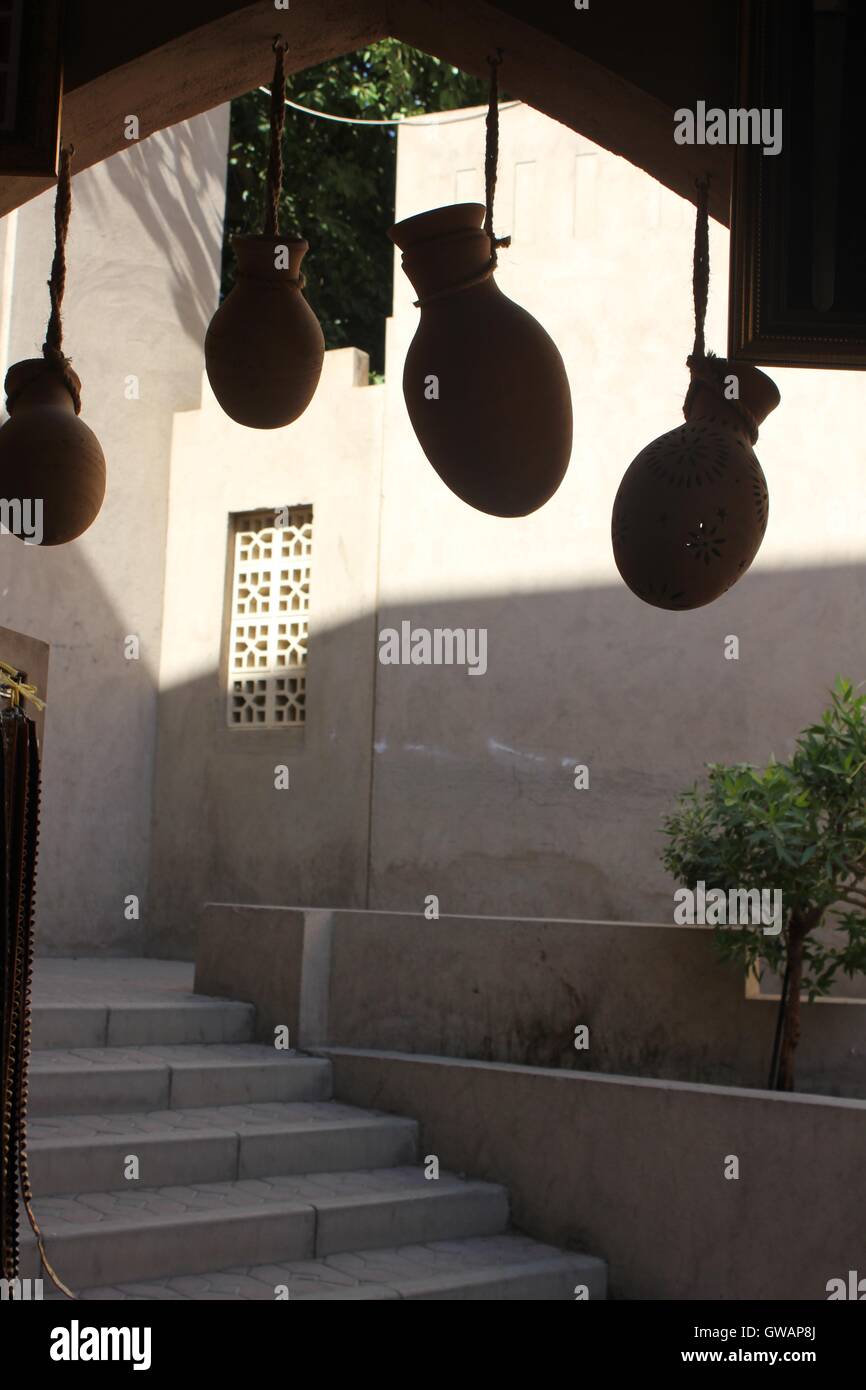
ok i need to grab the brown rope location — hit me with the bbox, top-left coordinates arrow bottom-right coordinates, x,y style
41,146 -> 81,415
682,175 -> 761,441
263,39 -> 288,237
484,50 -> 511,267
411,52 -> 511,309
684,352 -> 760,443
691,173 -> 710,360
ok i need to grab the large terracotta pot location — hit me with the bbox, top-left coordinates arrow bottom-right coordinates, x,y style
611,357 -> 780,610
0,358 -> 106,546
205,235 -> 324,429
389,203 -> 572,517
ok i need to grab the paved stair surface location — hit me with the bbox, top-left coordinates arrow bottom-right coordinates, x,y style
19,959 -> 607,1302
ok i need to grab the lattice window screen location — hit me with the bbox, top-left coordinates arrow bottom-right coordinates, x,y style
226,506 -> 312,727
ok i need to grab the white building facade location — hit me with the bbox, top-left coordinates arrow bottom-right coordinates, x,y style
2,99 -> 865,957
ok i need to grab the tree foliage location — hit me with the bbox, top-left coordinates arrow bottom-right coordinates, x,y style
223,41 -> 487,377
662,677 -> 866,1088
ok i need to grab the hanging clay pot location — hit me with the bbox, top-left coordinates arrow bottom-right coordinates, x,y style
611,356 -> 780,610
389,203 -> 572,517
205,235 -> 324,430
0,358 -> 106,546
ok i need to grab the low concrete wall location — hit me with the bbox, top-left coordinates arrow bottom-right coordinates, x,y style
320,1047 -> 866,1301
195,905 -> 306,1046
195,905 -> 866,1097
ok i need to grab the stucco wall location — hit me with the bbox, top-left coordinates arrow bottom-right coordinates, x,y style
366,103 -> 866,925
0,108 -> 229,953
146,349 -> 384,957
321,1048 -> 866,1301
194,902 -> 866,1298
196,904 -> 866,1099
9,96 -> 866,954
145,101 -> 866,954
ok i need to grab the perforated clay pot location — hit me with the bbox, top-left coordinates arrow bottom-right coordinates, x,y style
611,357 -> 780,610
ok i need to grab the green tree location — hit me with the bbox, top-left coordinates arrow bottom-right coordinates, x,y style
662,678 -> 866,1091
223,41 -> 487,377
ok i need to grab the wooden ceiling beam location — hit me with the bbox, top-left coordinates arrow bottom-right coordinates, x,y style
0,0 -> 730,224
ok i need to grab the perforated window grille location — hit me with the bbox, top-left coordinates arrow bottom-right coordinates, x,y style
226,506 -> 312,727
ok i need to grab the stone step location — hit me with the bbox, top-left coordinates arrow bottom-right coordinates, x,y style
31,999 -> 256,1050
21,1168 -> 510,1289
27,1101 -> 419,1195
28,1045 -> 331,1116
57,1233 -> 607,1301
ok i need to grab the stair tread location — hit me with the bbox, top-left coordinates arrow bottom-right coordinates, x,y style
24,1167 -> 506,1235
28,1044 -> 332,1118
33,959 -> 195,1004
28,1100 -> 416,1146
33,997 -> 249,1010
25,964 -> 607,1299
30,994 -> 256,1049
59,1233 -> 604,1301
30,1043 -> 320,1071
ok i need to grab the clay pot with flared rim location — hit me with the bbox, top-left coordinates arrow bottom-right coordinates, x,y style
205,235 -> 325,429
611,358 -> 780,610
0,358 -> 106,546
389,203 -> 573,517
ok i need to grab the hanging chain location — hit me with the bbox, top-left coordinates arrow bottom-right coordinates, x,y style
691,173 -> 710,360
484,50 -> 511,268
16,716 -> 75,1299
41,145 -> 81,414
263,39 -> 288,237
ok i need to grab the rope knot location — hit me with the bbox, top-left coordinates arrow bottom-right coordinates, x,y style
40,343 -> 82,414
684,352 -> 760,444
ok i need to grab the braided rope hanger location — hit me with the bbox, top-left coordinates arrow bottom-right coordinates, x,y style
689,172 -> 710,362
484,49 -> 512,269
412,50 -> 512,308
4,146 -> 82,416
260,37 -> 306,292
263,38 -> 288,237
41,146 -> 81,415
683,173 -> 759,442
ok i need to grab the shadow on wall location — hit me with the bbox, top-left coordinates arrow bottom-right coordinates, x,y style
0,533 -> 155,957
0,108 -> 229,956
90,118 -> 226,383
146,560 -> 866,960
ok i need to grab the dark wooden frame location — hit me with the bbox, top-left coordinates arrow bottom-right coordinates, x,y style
0,0 -> 63,178
728,0 -> 866,370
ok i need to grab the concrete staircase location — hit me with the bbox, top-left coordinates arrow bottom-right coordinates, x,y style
21,961 -> 607,1300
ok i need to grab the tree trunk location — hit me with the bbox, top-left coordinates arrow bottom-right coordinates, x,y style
776,915 -> 808,1091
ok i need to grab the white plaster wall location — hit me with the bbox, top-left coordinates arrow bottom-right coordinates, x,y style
18,96 -> 861,954
0,108 -> 229,953
366,103 -> 866,921
147,349 -> 384,957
